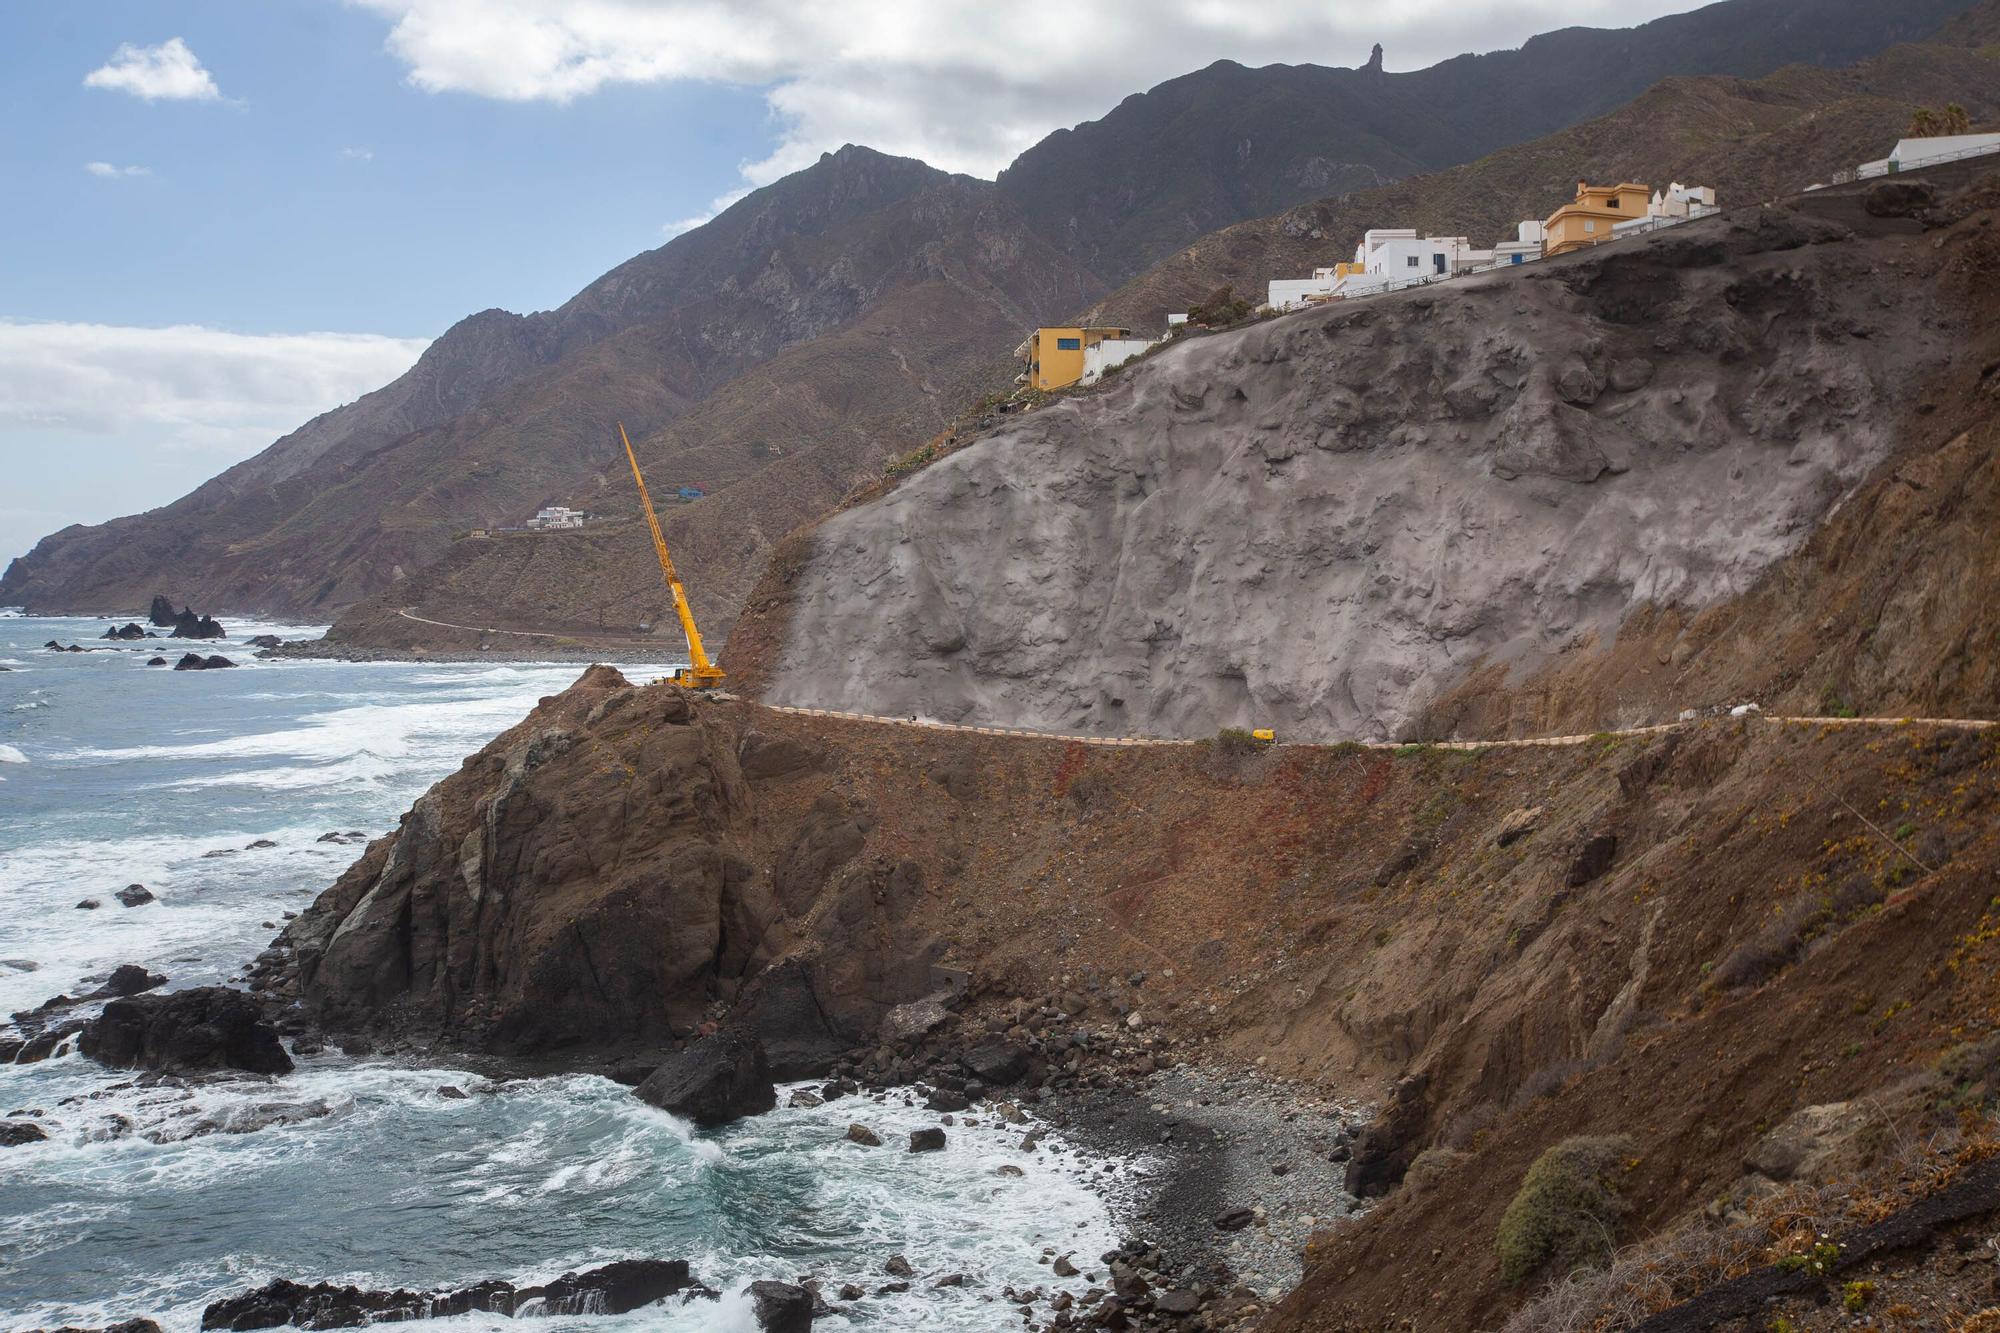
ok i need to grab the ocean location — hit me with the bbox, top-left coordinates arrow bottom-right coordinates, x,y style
0,613 -> 1128,1331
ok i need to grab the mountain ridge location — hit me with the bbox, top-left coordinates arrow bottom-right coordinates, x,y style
1,0 -> 1981,627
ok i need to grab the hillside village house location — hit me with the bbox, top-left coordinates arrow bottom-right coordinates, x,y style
1266,222 -> 1544,310
1857,133 -> 2000,178
527,506 -> 586,530
1612,182 -> 1718,237
1542,180 -> 1652,257
1018,326 -> 1157,391
1260,179 -> 1717,315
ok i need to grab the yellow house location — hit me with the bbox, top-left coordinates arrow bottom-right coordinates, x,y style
1542,181 -> 1653,257
1021,326 -> 1136,391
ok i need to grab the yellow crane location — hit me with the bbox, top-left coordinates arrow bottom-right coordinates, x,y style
619,422 -> 726,690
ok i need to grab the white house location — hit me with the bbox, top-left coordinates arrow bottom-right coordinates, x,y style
1264,219 -> 1550,311
1858,134 -> 2000,179
1080,335 -> 1157,384
1266,269 -> 1344,311
1612,182 -> 1718,236
528,506 -> 586,530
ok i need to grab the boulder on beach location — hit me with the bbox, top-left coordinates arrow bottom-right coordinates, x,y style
749,1280 -> 814,1332
960,1039 -> 1030,1086
173,653 -> 236,671
633,1028 -> 776,1127
908,1126 -> 947,1153
80,987 -> 294,1076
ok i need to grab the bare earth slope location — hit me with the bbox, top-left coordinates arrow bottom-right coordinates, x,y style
757,203 -> 1964,741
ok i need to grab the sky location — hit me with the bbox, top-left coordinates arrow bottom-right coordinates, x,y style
0,0 -> 1706,571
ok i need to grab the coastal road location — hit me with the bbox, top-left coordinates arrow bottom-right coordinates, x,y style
760,704 -> 1997,750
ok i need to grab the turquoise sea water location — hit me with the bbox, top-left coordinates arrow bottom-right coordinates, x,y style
0,613 -> 1127,1331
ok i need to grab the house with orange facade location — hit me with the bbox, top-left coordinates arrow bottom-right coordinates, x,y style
1542,181 -> 1654,257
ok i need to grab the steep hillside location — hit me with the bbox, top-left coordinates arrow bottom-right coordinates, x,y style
1420,168 -> 2000,737
271,662 -> 2000,1330
0,149 -> 1072,619
0,0 -> 1976,635
743,192 -> 1982,741
1000,0 -> 1973,285
1098,34 -> 2000,328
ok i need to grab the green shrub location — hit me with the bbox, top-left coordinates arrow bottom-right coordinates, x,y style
1213,727 -> 1260,759
884,441 -> 940,479
1184,284 -> 1255,327
1404,1146 -> 1469,1194
1496,1135 -> 1634,1286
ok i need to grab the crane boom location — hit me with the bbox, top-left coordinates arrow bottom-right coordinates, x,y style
619,422 -> 725,689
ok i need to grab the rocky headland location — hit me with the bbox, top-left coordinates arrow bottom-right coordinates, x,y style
188,645 -> 2000,1329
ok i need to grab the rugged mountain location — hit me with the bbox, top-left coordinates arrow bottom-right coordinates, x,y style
0,147 -> 1069,618
0,0 -> 1979,632
1096,32 -> 2000,328
997,0 -> 1974,284
735,168 -> 2000,741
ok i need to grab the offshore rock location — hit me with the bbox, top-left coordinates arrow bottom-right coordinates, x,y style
199,1259 -> 695,1329
148,594 -> 178,627
173,653 -> 236,671
633,1029 -> 776,1127
169,607 -> 227,639
748,1280 -> 814,1332
80,987 -> 294,1076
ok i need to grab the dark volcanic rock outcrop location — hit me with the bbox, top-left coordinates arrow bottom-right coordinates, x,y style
169,607 -> 226,639
282,668 -> 945,1060
173,653 -> 236,671
101,622 -> 146,640
80,987 -> 294,1076
633,1028 -> 776,1126
148,593 -> 177,626
200,1259 -> 695,1329
748,1280 -> 813,1331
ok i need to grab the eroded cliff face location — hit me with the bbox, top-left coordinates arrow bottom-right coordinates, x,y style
761,206 -> 1962,740
284,667 -> 944,1066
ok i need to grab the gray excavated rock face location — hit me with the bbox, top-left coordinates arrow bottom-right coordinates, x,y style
766,211 -> 1947,740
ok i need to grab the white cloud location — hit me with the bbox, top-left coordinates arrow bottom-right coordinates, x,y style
83,37 -> 223,102
349,0 -> 1704,188
0,320 -> 430,456
340,146 -> 375,161
84,161 -> 153,179
661,187 -> 749,238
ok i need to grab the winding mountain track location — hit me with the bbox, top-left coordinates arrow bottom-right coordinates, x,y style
760,704 -> 1996,749
396,607 -> 572,639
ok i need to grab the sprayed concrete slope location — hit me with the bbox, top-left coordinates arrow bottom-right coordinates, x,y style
765,207 -> 1955,741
